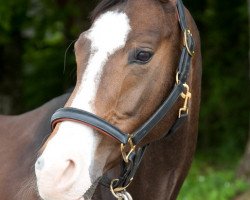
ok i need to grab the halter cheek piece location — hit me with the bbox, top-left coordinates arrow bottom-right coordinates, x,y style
51,0 -> 194,198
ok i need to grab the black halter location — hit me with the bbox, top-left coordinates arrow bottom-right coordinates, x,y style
51,0 -> 194,196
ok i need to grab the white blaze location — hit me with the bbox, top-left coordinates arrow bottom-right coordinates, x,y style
36,11 -> 131,200
71,11 -> 131,111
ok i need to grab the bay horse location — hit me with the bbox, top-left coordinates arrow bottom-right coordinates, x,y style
35,0 -> 201,199
0,93 -> 70,200
1,0 -> 201,199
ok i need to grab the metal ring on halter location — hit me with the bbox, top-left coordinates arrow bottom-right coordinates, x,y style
121,136 -> 136,163
110,178 -> 133,194
110,179 -> 133,200
110,179 -> 122,199
184,29 -> 195,56
117,191 -> 133,200
176,71 -> 182,85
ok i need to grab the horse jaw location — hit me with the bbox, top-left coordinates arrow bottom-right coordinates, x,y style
35,10 -> 131,200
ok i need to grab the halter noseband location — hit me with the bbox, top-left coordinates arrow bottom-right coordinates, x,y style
50,0 -> 194,198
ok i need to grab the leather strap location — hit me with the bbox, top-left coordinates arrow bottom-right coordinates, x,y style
50,81 -> 187,146
99,113 -> 187,190
50,0 -> 194,193
99,145 -> 148,189
50,0 -> 194,147
51,107 -> 129,144
131,83 -> 184,144
177,0 -> 187,31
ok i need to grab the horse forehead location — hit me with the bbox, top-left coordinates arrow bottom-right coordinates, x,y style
70,10 -> 131,112
127,0 -> 166,28
86,11 -> 131,53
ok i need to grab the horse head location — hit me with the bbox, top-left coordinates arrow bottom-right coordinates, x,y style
35,0 -> 201,199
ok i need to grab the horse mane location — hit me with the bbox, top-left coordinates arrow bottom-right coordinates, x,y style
90,0 -> 174,23
91,0 -> 127,22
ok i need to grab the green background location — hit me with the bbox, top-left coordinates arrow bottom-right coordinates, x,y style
0,0 -> 249,199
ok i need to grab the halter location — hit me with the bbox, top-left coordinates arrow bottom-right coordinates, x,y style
51,0 -> 194,198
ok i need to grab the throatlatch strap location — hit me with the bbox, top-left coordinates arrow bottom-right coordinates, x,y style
131,83 -> 184,144
177,0 -> 187,31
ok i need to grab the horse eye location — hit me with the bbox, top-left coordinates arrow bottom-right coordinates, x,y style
135,51 -> 153,63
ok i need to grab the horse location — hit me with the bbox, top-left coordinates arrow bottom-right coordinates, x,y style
2,0 -> 202,199
35,0 -> 202,199
0,93 -> 70,200
35,0 -> 201,200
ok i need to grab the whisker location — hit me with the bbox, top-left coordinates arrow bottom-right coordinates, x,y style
64,39 -> 77,74
16,172 -> 41,200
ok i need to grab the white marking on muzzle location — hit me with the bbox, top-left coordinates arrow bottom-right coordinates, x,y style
36,11 -> 131,200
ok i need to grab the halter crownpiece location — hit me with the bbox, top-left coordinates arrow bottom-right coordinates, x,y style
50,0 -> 194,199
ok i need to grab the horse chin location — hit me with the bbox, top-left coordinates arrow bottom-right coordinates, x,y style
82,177 -> 101,200
36,166 -> 102,200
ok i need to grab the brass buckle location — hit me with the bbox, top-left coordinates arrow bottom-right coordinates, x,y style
121,137 -> 136,163
184,29 -> 195,56
179,83 -> 191,117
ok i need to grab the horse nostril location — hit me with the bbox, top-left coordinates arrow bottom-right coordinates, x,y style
59,160 -> 76,184
35,157 -> 45,170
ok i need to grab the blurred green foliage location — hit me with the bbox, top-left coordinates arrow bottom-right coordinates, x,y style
0,0 -> 95,111
178,160 -> 249,200
185,0 -> 249,160
0,0 -> 249,167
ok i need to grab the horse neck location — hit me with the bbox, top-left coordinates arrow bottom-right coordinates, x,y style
1,93 -> 70,154
128,125 -> 189,198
